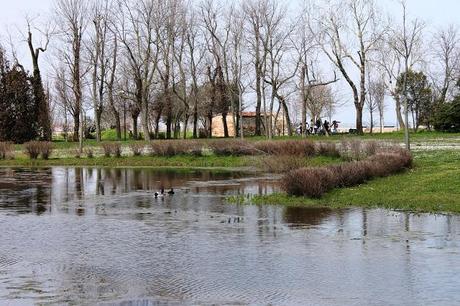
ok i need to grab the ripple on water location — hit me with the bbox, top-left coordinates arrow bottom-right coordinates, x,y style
0,168 -> 460,305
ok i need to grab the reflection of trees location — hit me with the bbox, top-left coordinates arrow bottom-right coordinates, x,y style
283,207 -> 333,227
0,168 -> 53,215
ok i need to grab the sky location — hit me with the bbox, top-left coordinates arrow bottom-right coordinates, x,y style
1,0 -> 460,128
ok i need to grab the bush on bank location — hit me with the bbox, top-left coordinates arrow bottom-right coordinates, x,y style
281,149 -> 413,198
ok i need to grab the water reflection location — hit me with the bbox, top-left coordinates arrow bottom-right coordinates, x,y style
0,167 -> 459,305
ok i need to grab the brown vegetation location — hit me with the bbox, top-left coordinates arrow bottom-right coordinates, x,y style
282,149 -> 413,198
129,143 -> 145,156
0,142 -> 14,160
24,141 -> 53,160
101,143 -> 122,158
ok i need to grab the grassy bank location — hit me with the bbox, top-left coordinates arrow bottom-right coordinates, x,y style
247,150 -> 460,214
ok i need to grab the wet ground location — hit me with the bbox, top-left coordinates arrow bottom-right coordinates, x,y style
0,167 -> 459,305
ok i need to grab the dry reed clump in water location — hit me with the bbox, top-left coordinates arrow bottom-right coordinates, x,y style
282,149 -> 413,198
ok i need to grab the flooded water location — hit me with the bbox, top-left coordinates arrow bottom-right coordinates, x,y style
0,167 -> 459,305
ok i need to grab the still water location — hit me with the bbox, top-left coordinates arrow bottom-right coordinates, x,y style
0,167 -> 459,306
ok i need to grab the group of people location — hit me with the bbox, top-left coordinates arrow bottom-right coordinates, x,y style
297,119 -> 340,136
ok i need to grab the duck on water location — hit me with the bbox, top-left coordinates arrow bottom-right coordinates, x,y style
154,188 -> 175,198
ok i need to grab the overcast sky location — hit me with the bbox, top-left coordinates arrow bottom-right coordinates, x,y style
1,0 -> 459,127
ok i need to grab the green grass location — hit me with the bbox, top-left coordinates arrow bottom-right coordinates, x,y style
0,155 -> 254,169
0,154 -> 340,170
246,150 -> 460,214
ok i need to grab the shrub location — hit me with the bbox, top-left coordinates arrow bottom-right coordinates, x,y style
101,143 -> 113,157
282,150 -> 413,198
112,143 -> 122,158
316,142 -> 340,157
129,143 -> 144,156
73,148 -> 81,159
0,142 -> 14,159
254,140 -> 315,156
24,141 -> 53,160
84,148 -> 94,159
257,155 -> 310,173
40,142 -> 53,160
364,141 -> 379,157
281,167 -> 335,198
208,140 -> 256,156
101,143 -> 122,158
148,140 -> 201,157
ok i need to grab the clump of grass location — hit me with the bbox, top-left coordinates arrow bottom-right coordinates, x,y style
72,148 -> 82,159
84,147 -> 94,158
254,140 -> 316,156
40,142 -> 54,160
281,150 -> 413,198
149,140 -> 200,157
0,142 -> 14,159
316,142 -> 340,157
24,141 -> 53,160
257,155 -> 310,173
282,167 -> 335,198
129,143 -> 144,156
207,139 -> 257,156
101,143 -> 122,158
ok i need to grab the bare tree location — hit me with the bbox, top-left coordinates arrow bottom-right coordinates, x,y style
107,33 -> 121,140
117,0 -> 160,141
260,1 -> 298,138
201,0 -> 231,138
431,24 -> 460,104
56,0 -> 88,151
184,9 -> 204,139
87,0 -> 114,141
316,0 -> 385,134
26,17 -> 53,141
294,6 -> 338,137
389,0 -> 425,150
244,0 -> 270,137
368,76 -> 386,133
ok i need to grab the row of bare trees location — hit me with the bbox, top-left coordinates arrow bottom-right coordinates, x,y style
13,0 -> 460,143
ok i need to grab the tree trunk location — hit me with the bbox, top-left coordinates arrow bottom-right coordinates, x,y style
301,66 -> 307,137
141,96 -> 150,141
132,113 -> 139,140
166,114 -> 172,139
28,32 -> 52,141
192,104 -> 198,138
222,112 -> 229,138
394,94 -> 406,130
72,112 -> 79,142
183,115 -> 189,139
95,109 -> 102,141
369,110 -> 374,134
356,105 -> 364,135
279,95 -> 292,136
207,112 -> 213,138
255,72 -> 262,136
